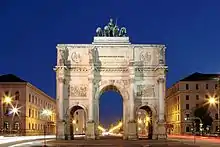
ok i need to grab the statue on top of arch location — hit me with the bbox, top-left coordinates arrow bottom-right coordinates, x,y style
96,18 -> 127,37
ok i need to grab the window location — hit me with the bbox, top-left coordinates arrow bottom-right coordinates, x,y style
14,122 -> 19,130
216,126 -> 219,132
215,84 -> 218,89
35,97 -> 37,104
35,124 -> 37,130
29,94 -> 31,102
32,110 -> 34,118
29,109 -> 31,117
205,95 -> 209,98
206,84 -> 208,89
4,91 -> 9,96
196,84 -> 199,90
76,120 -> 79,124
32,123 -> 34,130
32,96 -> 34,103
196,95 -> 199,100
186,126 -> 190,132
186,84 -> 189,90
186,114 -> 190,119
186,104 -> 189,110
29,123 -> 31,129
76,112 -> 78,115
186,95 -> 189,100
196,104 -> 199,107
215,114 -> 218,120
15,91 -> 20,100
4,122 -> 9,130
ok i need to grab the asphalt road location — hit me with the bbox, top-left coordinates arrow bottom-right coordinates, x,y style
2,136 -> 220,147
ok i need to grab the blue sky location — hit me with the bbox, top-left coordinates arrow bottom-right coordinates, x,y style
1,0 -> 220,126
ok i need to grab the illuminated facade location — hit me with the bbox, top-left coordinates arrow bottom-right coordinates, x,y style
166,72 -> 220,134
55,19 -> 168,140
0,74 -> 56,136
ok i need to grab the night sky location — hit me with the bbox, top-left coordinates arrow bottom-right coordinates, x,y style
1,0 -> 220,127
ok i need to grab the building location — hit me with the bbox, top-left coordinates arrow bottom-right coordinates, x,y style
0,74 -> 56,136
166,72 -> 220,135
55,18 -> 168,140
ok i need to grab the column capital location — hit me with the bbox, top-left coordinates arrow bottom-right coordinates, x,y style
157,77 -> 165,83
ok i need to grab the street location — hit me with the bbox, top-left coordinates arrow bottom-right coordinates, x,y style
0,135 -> 220,147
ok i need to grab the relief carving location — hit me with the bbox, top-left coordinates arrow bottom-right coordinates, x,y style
71,52 -> 81,63
58,47 -> 68,66
69,85 -> 88,97
136,84 -> 155,97
139,51 -> 152,64
159,47 -> 165,64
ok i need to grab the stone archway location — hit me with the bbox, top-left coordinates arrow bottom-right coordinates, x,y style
136,105 -> 155,139
69,105 -> 87,139
95,83 -> 129,139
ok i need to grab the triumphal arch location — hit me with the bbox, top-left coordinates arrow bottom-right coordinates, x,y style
54,19 -> 168,140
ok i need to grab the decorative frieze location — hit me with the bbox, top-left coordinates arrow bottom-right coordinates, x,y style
136,84 -> 155,97
68,85 -> 88,97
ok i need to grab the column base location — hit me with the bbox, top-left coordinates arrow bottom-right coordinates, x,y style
56,121 -> 65,140
127,120 -> 138,140
157,121 -> 167,140
86,121 -> 96,140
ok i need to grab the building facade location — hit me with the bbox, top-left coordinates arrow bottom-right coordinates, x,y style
55,19 -> 168,140
0,74 -> 56,136
166,72 -> 220,135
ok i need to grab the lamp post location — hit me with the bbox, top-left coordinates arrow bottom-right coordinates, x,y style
208,96 -> 220,133
41,109 -> 53,147
1,96 -> 12,135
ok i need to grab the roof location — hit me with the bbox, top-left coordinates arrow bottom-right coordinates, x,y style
180,72 -> 220,81
0,74 -> 27,83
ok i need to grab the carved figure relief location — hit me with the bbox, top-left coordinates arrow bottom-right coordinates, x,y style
71,52 -> 81,63
159,47 -> 165,64
136,84 -> 155,97
69,85 -> 88,97
139,51 -> 152,64
58,47 -> 68,66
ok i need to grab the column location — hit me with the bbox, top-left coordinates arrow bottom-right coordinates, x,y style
86,77 -> 96,139
58,77 -> 65,120
129,78 -> 135,121
127,62 -> 137,140
158,78 -> 165,122
56,68 -> 66,140
157,77 -> 167,139
88,78 -> 94,121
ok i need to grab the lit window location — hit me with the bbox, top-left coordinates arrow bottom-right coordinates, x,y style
14,122 -> 20,130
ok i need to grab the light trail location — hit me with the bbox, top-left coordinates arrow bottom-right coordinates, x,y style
108,122 -> 122,133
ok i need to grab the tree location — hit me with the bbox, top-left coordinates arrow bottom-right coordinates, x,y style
194,104 -> 213,132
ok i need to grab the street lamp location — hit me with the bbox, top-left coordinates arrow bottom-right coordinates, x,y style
208,96 -> 220,133
41,109 -> 53,147
1,95 -> 12,135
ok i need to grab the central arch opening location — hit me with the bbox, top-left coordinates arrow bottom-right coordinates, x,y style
99,85 -> 123,136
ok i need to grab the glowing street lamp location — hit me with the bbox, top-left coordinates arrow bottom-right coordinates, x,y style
208,97 -> 216,104
72,120 -> 76,124
3,96 -> 12,104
